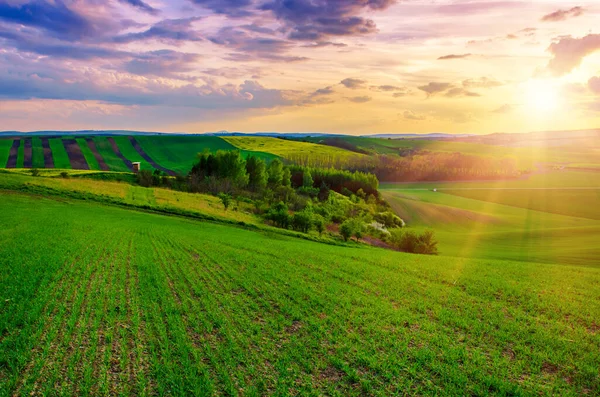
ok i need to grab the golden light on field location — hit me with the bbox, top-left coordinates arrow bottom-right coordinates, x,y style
522,79 -> 561,113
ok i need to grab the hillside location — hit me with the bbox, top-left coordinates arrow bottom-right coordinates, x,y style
1,191 -> 599,396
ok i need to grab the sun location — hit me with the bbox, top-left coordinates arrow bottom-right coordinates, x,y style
523,79 -> 561,113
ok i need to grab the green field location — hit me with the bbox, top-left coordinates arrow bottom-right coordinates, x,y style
76,138 -> 101,170
48,138 -> 71,169
31,137 -> 45,168
112,136 -> 153,171
1,191 -> 599,396
381,171 -> 600,266
136,136 -> 277,175
92,137 -> 131,172
224,136 -> 360,160
0,139 -> 11,167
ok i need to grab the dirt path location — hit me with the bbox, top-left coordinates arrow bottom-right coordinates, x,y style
41,138 -> 55,168
85,138 -> 109,171
6,139 -> 20,168
106,137 -> 133,171
23,138 -> 32,168
128,137 -> 176,176
62,139 -> 90,170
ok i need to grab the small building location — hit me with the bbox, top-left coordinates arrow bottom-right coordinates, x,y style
132,162 -> 141,173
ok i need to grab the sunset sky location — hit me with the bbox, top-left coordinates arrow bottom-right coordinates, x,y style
1,0 -> 599,134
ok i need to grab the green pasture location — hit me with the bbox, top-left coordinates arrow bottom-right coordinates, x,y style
48,138 -> 71,169
76,138 -> 100,170
0,139 -> 12,167
31,137 -> 45,168
381,172 -> 600,266
1,191 -> 599,396
92,137 -> 130,172
112,136 -> 153,171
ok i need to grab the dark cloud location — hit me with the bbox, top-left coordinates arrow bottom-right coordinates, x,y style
313,86 -> 335,95
340,78 -> 367,89
209,27 -> 307,62
418,82 -> 452,96
113,17 -> 203,44
0,0 -> 98,40
189,0 -> 254,17
301,41 -> 347,48
260,0 -> 396,41
347,95 -> 371,103
119,0 -> 159,15
438,53 -> 471,60
546,34 -> 600,76
541,6 -> 584,22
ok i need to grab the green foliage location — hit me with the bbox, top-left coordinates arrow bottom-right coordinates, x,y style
374,211 -> 405,228
59,171 -> 69,179
267,158 -> 284,187
389,228 -> 438,255
245,155 -> 268,191
30,168 -> 40,177
218,193 -> 232,211
302,169 -> 313,187
136,169 -> 154,188
282,167 -> 291,187
265,201 -> 290,228
339,219 -> 354,241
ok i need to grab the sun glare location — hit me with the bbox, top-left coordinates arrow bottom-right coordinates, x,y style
523,79 -> 561,113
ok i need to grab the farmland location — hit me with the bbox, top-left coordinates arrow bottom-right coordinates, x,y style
381,171 -> 600,266
1,191 -> 599,396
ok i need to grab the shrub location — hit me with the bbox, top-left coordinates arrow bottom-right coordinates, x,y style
374,211 -> 405,228
218,193 -> 232,211
389,229 -> 438,255
265,201 -> 290,229
340,220 -> 354,241
30,168 -> 40,177
60,171 -> 69,179
291,210 -> 313,233
313,214 -> 326,235
136,169 -> 153,187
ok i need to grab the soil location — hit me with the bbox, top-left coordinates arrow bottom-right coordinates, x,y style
62,139 -> 90,170
106,137 -> 133,171
6,139 -> 20,168
128,137 -> 176,176
84,138 -> 110,171
23,138 -> 32,168
41,138 -> 55,168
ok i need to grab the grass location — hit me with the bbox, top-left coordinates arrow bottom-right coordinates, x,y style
224,136 -> 360,160
0,139 -> 12,167
381,171 -> 600,266
112,136 -> 153,171
48,138 -> 71,169
92,137 -> 131,172
76,138 -> 101,170
135,135 -> 276,175
31,137 -> 45,168
0,191 -> 599,396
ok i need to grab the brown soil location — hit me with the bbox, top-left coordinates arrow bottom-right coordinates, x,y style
106,137 -> 133,171
6,139 -> 19,168
84,138 -> 109,171
23,138 -> 32,168
41,138 -> 54,168
62,139 -> 90,170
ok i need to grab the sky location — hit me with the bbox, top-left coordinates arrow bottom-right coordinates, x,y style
1,0 -> 600,135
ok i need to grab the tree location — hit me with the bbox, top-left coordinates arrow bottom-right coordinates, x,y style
266,201 -> 290,228
302,169 -> 313,188
30,168 -> 40,177
137,169 -> 153,187
267,159 -> 284,187
340,219 -> 354,241
291,210 -> 312,233
246,156 -> 267,191
313,214 -> 325,235
282,167 -> 291,187
218,193 -> 232,211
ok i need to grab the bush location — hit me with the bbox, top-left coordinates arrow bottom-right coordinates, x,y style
60,171 -> 69,179
218,193 -> 232,211
265,201 -> 290,229
30,168 -> 40,177
291,210 -> 313,233
389,229 -> 438,255
136,169 -> 153,187
313,214 -> 326,235
374,211 -> 405,228
340,220 -> 353,241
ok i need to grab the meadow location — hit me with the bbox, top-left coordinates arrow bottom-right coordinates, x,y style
381,171 -> 600,266
1,191 -> 599,396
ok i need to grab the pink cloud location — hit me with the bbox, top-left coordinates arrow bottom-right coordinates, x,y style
541,6 -> 584,22
546,34 -> 600,76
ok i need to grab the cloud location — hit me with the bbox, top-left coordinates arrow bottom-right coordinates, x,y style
492,104 -> 514,114
444,88 -> 480,98
462,77 -> 503,89
347,96 -> 371,103
123,50 -> 201,78
209,27 -> 307,62
402,110 -> 425,121
589,77 -> 600,94
436,1 -> 524,15
119,0 -> 159,15
313,86 -> 335,95
371,85 -> 404,92
418,82 -> 452,96
260,0 -> 396,41
546,34 -> 600,76
113,18 -> 203,44
189,0 -> 255,17
541,6 -> 584,22
438,53 -> 471,60
340,78 -> 367,89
